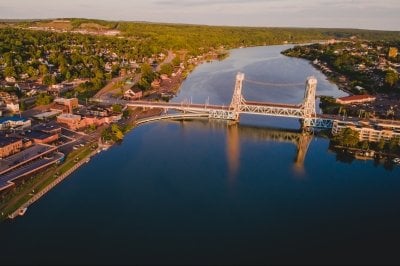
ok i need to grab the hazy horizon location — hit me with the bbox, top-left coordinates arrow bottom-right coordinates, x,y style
0,0 -> 399,31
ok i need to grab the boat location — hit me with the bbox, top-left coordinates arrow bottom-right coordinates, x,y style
19,207 -> 27,216
392,158 -> 400,164
354,150 -> 375,160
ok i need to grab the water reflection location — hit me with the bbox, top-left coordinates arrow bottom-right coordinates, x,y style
226,123 -> 240,183
223,122 -> 313,179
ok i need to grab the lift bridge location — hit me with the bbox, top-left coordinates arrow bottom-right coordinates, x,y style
127,72 -> 334,129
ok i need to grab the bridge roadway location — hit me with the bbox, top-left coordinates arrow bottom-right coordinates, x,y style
135,113 -> 210,125
128,100 -> 231,112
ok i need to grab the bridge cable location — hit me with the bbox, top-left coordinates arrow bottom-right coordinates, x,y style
244,79 -> 304,87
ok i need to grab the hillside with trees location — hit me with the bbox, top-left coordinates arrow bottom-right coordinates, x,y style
1,18 -> 399,99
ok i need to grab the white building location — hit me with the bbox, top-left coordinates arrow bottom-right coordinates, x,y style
332,120 -> 400,142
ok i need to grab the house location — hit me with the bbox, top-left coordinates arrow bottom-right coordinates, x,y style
5,77 -> 16,83
0,92 -> 20,113
48,84 -> 73,95
0,136 -> 23,158
124,88 -> 143,100
160,74 -> 171,81
336,95 -> 376,105
6,103 -> 19,113
151,79 -> 161,89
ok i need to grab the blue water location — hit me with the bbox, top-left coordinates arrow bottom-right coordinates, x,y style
1,45 -> 399,265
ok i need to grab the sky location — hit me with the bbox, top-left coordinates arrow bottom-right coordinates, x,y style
0,0 -> 399,31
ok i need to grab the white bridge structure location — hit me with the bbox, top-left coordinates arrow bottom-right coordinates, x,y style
127,72 -> 334,128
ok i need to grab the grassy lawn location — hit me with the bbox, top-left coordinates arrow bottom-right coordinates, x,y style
0,142 -> 98,221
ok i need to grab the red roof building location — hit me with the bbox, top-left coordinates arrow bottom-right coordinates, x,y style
336,95 -> 376,105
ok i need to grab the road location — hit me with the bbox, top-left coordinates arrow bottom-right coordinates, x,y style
156,50 -> 175,72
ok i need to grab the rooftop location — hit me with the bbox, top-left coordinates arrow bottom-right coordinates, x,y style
33,110 -> 62,120
34,123 -> 62,132
337,95 -> 376,101
25,130 -> 55,140
0,136 -> 21,148
57,113 -> 81,119
0,116 -> 28,124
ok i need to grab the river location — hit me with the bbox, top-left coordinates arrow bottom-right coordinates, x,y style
1,45 -> 400,265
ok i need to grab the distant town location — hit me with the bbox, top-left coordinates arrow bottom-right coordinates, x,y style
0,19 -> 400,220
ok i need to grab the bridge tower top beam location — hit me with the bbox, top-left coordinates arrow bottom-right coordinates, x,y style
229,72 -> 245,121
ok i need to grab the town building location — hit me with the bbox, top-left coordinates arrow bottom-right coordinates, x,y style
0,91 -> 19,113
0,116 -> 31,131
332,119 -> 400,142
33,110 -> 63,121
123,88 -> 143,100
53,98 -> 79,113
35,123 -> 62,135
0,136 -> 23,158
57,113 -> 121,130
336,95 -> 376,105
56,113 -> 82,130
25,131 -> 59,144
48,83 -> 74,96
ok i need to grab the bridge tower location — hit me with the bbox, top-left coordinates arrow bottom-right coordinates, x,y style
229,72 -> 245,121
302,76 -> 317,127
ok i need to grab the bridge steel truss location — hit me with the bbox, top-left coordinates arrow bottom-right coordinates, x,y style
239,103 -> 304,119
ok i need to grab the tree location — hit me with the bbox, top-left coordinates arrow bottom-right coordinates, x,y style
159,63 -> 173,76
39,64 -> 48,76
19,100 -> 26,111
42,74 -> 56,86
111,124 -> 124,141
377,139 -> 385,150
333,128 -> 360,147
112,104 -> 123,113
385,70 -> 398,87
360,140 -> 369,150
35,93 -> 53,106
386,137 -> 400,153
172,56 -> 181,67
65,71 -> 72,81
4,66 -> 16,78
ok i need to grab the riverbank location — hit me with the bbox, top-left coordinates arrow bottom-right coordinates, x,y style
0,141 -> 99,221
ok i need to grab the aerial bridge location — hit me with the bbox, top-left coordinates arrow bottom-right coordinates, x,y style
126,72 -> 334,129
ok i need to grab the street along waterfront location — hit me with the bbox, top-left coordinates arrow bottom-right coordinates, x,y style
1,45 -> 400,265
